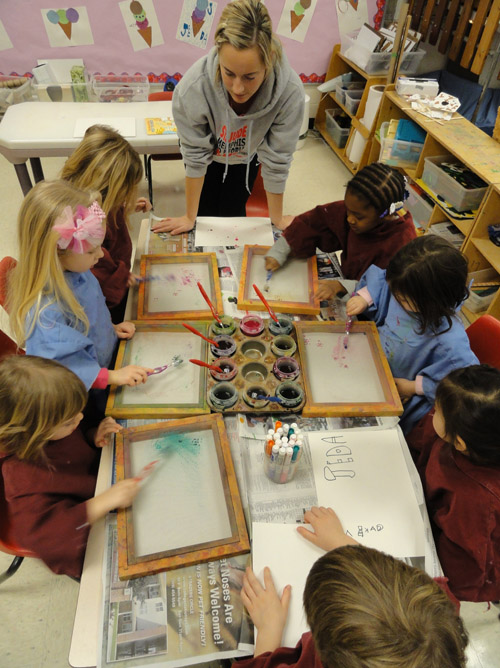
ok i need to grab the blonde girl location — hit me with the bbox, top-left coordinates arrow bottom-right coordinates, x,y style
8,180 -> 151,390
61,124 -> 151,322
0,355 -> 140,579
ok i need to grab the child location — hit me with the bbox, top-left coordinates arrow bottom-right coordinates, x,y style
406,365 -> 500,602
61,124 -> 151,323
0,355 -> 141,579
7,180 -> 152,391
240,506 -> 468,667
265,162 -> 416,301
346,235 -> 478,434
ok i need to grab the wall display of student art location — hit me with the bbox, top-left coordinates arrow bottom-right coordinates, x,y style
237,245 -> 320,315
115,413 -> 250,579
137,253 -> 223,321
106,322 -> 211,419
0,0 -> 378,83
295,320 -> 403,416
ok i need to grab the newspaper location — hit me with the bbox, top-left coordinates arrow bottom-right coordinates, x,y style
98,517 -> 253,668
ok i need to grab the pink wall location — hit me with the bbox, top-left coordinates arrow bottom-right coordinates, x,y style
1,1 -> 378,83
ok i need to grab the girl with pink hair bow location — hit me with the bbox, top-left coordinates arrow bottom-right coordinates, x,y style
8,180 -> 152,395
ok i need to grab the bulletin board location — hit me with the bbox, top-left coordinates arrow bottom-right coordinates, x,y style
0,1 -> 378,83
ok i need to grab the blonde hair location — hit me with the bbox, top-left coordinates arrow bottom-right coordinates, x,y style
0,355 -> 87,461
304,545 -> 468,668
61,124 -> 142,227
214,0 -> 282,76
8,180 -> 101,346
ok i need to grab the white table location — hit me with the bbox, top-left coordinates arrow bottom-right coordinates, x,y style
0,101 -> 179,194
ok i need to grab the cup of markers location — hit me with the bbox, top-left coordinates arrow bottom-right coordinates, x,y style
263,421 -> 303,484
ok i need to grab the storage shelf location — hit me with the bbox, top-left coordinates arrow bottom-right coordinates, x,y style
471,238 -> 500,268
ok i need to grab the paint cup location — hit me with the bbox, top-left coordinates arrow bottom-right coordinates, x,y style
243,385 -> 269,409
273,356 -> 300,381
241,339 -> 266,360
268,316 -> 294,336
270,335 -> 297,357
210,357 -> 238,381
241,362 -> 268,383
240,314 -> 265,337
211,315 -> 236,336
275,380 -> 304,408
209,382 -> 239,409
211,335 -> 237,358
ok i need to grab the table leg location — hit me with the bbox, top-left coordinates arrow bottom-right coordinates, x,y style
14,163 -> 33,196
30,157 -> 45,183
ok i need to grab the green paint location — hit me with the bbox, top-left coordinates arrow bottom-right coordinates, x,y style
153,432 -> 201,457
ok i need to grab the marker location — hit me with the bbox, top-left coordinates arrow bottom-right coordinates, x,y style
275,446 -> 287,482
280,446 -> 294,483
282,423 -> 290,435
269,444 -> 280,479
266,439 -> 274,456
275,421 -> 283,430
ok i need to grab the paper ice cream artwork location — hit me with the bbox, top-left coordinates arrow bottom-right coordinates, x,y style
118,0 -> 164,51
176,0 -> 217,50
277,0 -> 317,43
41,6 -> 94,47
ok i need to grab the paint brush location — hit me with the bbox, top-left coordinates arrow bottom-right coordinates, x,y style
197,282 -> 223,325
135,275 -> 160,283
343,315 -> 353,350
189,358 -> 224,373
251,392 -> 284,404
182,323 -> 220,348
147,354 -> 183,376
134,459 -> 160,482
263,269 -> 273,292
253,283 -> 280,325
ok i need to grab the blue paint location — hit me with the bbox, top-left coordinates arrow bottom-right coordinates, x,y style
153,432 -> 201,457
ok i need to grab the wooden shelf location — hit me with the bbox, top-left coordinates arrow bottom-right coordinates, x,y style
471,238 -> 500,268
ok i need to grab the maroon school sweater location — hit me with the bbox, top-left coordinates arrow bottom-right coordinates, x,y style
235,633 -> 323,668
2,428 -> 100,579
92,208 -> 132,309
407,410 -> 500,602
283,201 -> 416,280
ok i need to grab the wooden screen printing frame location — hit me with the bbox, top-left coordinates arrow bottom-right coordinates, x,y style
106,321 -> 210,419
237,245 -> 320,315
137,253 -> 223,320
295,321 -> 403,417
115,414 -> 250,579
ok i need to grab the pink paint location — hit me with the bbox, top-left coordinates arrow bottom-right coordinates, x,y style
240,314 -> 264,337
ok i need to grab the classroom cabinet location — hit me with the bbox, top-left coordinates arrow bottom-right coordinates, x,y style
314,45 -> 386,174
373,86 -> 500,324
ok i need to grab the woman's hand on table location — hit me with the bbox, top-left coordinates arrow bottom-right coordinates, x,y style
151,215 -> 195,235
297,506 -> 359,551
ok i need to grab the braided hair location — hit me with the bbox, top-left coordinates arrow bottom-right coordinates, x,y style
346,163 -> 408,217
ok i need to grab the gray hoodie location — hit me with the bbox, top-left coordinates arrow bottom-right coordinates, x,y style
172,47 -> 304,194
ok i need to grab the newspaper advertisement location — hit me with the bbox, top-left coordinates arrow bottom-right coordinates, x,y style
98,517 -> 253,668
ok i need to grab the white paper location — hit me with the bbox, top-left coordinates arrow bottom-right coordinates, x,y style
73,117 -> 136,138
308,430 -> 425,558
252,523 -> 323,648
37,57 -> 84,83
245,254 -> 311,304
195,216 -> 274,247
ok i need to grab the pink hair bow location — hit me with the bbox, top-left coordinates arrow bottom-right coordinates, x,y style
53,201 -> 106,254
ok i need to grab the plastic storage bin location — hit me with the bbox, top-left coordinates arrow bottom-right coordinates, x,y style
344,89 -> 363,115
34,82 -> 96,102
325,108 -> 351,148
341,32 -> 425,75
0,77 -> 32,115
91,74 -> 149,102
334,81 -> 364,106
379,122 -> 424,169
406,184 -> 434,229
465,268 -> 499,313
422,156 -> 488,212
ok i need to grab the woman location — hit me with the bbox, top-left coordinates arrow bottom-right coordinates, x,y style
153,0 -> 304,234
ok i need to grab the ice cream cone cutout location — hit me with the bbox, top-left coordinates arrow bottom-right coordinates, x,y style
46,8 -> 80,41
130,0 -> 152,47
290,0 -> 311,33
191,0 -> 208,38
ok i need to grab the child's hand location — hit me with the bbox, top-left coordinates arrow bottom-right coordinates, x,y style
135,197 -> 152,213
114,321 -> 136,339
151,215 -> 194,235
297,506 -> 358,552
127,273 -> 142,287
108,365 -> 152,386
87,478 -> 140,524
346,295 -> 368,316
265,256 -> 281,272
94,416 -> 122,448
241,566 -> 291,655
316,279 -> 347,302
394,378 -> 416,403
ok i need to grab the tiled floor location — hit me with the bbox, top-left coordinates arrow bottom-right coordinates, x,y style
1,131 -> 499,666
